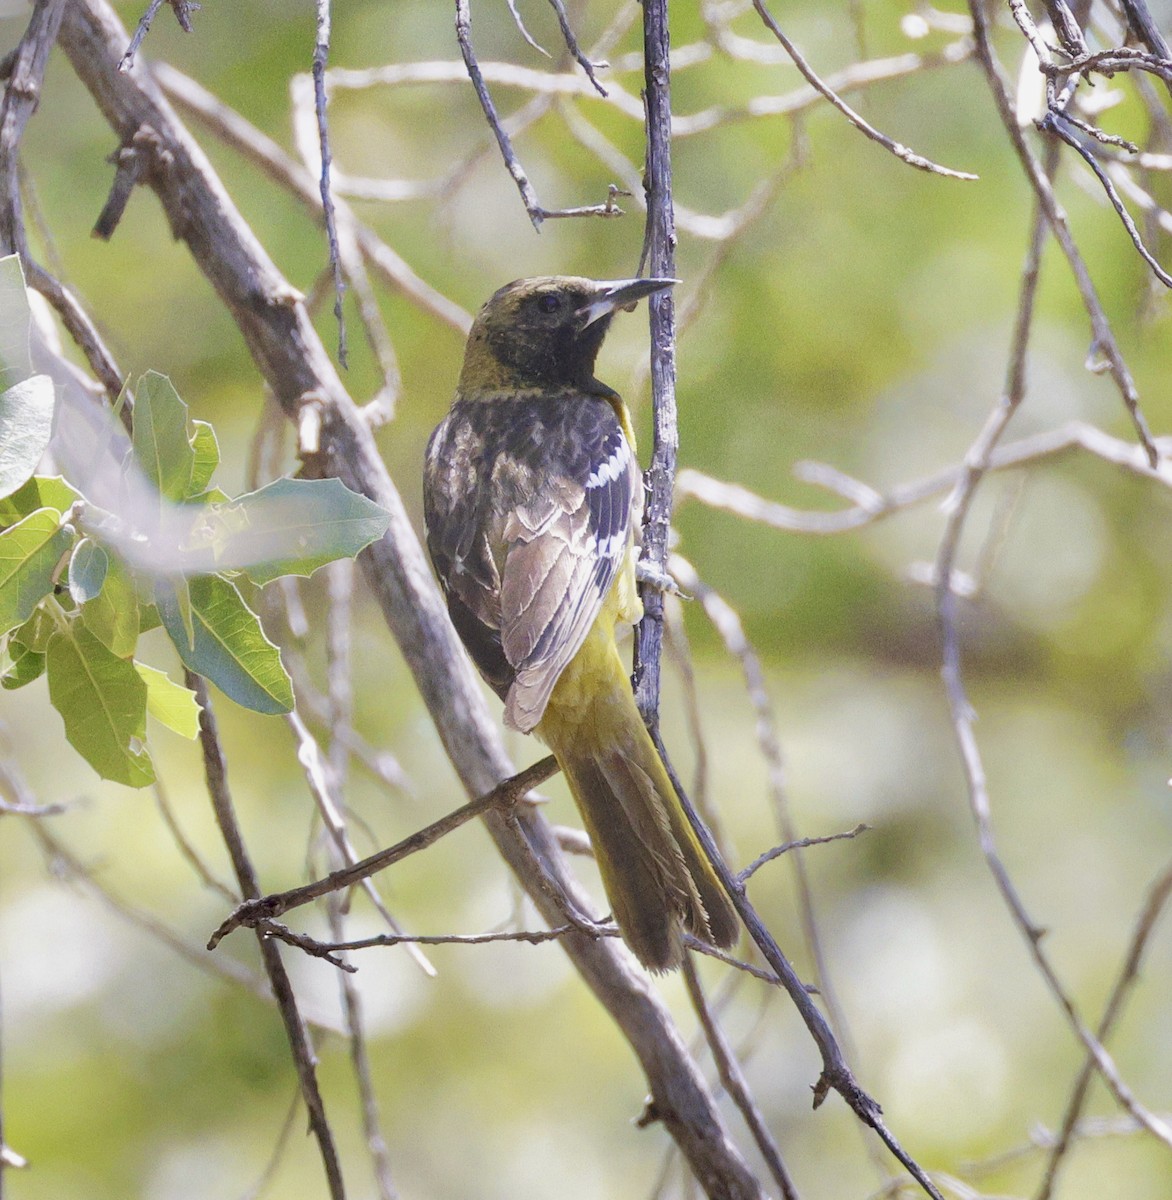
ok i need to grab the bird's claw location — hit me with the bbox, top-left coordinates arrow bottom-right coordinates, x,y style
636,559 -> 690,600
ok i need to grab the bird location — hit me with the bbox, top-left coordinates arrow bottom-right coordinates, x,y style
423,275 -> 739,971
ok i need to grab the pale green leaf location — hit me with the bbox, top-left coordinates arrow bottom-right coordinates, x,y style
68,538 -> 109,604
1,637 -> 45,690
0,375 -> 55,500
156,575 -> 293,714
191,477 -> 389,583
134,661 -> 202,739
132,372 -> 194,502
0,508 -> 73,635
0,475 -> 80,527
46,622 -> 154,787
80,554 -> 139,658
11,606 -> 53,652
189,419 -> 220,494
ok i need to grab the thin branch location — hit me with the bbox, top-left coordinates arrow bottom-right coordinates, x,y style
739,826 -> 872,883
285,709 -> 434,975
669,552 -> 863,1093
263,921 -> 597,953
152,776 -> 237,902
313,0 -> 347,367
651,730 -> 947,1200
1041,110 -> 1172,288
967,0 -> 1160,467
934,84 -> 1172,1146
209,756 -> 559,947
0,0 -> 68,259
189,673 -> 348,1200
545,0 -> 607,96
454,0 -> 608,229
1035,859 -> 1172,1199
751,0 -> 977,180
682,957 -> 800,1200
675,422 -> 1172,536
155,63 -> 470,336
238,1088 -> 303,1200
119,0 -> 195,72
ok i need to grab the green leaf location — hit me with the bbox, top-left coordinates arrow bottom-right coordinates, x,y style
46,621 -> 154,787
0,508 -> 73,636
132,372 -> 194,502
0,375 -> 55,500
0,475 -> 80,527
188,420 -> 220,494
196,477 -> 389,584
137,601 -> 161,635
134,661 -> 201,739
67,538 -> 109,604
80,554 -> 139,658
169,575 -> 195,651
156,575 -> 293,714
1,637 -> 45,690
12,606 -> 53,652
0,254 -> 32,388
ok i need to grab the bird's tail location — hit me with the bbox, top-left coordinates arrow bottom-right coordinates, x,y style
539,638 -> 740,972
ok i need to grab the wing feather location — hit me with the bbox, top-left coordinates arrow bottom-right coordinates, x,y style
423,393 -> 638,731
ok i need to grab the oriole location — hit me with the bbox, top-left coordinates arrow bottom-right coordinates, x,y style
423,276 -> 738,971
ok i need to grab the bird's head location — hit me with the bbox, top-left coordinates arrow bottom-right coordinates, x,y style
457,275 -> 677,396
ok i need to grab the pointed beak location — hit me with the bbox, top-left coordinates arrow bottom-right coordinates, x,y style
577,277 -> 678,328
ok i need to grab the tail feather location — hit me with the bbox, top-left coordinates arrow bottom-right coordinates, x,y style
557,748 -> 689,970
541,658 -> 740,971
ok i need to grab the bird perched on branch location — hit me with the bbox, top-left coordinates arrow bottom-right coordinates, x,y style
423,275 -> 739,971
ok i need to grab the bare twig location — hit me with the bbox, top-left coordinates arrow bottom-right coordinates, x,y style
752,0 -> 977,180
263,921 -> 597,953
652,730 -> 946,1200
934,74 -> 1172,1145
119,0 -> 195,72
545,0 -> 608,95
155,63 -> 470,336
739,826 -> 872,883
238,1088 -> 303,1200
1040,110 -> 1172,288
968,0 -> 1160,467
152,776 -> 237,902
454,0 -> 611,229
209,756 -> 560,947
0,753 -> 67,816
189,673 -> 347,1200
676,422 -> 1172,536
313,0 -> 348,366
668,552 -> 862,1095
1035,859 -> 1172,1199
682,957 -> 800,1200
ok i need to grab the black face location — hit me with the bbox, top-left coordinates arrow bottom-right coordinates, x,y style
480,278 -> 615,390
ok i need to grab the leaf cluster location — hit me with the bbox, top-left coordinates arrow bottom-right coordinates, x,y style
0,257 -> 389,786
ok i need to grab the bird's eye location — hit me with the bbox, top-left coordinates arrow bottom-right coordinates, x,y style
537,294 -> 562,314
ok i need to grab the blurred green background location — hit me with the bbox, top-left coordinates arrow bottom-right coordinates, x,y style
2,0 -> 1172,1197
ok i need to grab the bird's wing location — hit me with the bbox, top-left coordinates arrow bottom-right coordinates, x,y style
423,404 -> 513,698
498,397 -> 639,732
422,393 -> 640,732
